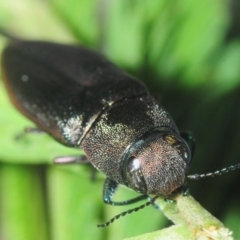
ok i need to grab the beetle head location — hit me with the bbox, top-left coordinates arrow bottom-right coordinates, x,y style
122,130 -> 191,196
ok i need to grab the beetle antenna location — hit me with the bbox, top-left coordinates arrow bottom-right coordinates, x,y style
97,196 -> 158,228
187,163 -> 240,180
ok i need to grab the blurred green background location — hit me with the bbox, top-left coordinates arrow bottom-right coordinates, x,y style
0,0 -> 240,239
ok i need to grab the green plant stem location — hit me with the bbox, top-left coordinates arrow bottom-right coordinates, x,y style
158,194 -> 232,239
126,194 -> 233,240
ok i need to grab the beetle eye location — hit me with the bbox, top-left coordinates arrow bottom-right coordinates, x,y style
124,158 -> 147,193
164,135 -> 191,163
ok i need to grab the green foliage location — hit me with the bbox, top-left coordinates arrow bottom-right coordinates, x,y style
1,0 -> 240,239
50,0 -> 100,46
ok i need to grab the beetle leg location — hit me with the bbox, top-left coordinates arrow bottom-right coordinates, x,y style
54,156 -> 99,181
103,178 -> 148,206
182,183 -> 190,196
146,196 -> 161,210
54,155 -> 90,164
16,127 -> 45,140
180,131 -> 195,161
24,127 -> 45,133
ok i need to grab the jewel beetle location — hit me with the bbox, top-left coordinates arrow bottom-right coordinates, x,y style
1,37 -> 193,221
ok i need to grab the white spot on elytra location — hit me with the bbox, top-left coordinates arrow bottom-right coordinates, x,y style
58,115 -> 83,144
21,75 -> 29,82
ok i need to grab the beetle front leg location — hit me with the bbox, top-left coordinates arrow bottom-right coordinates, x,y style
103,178 -> 148,206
